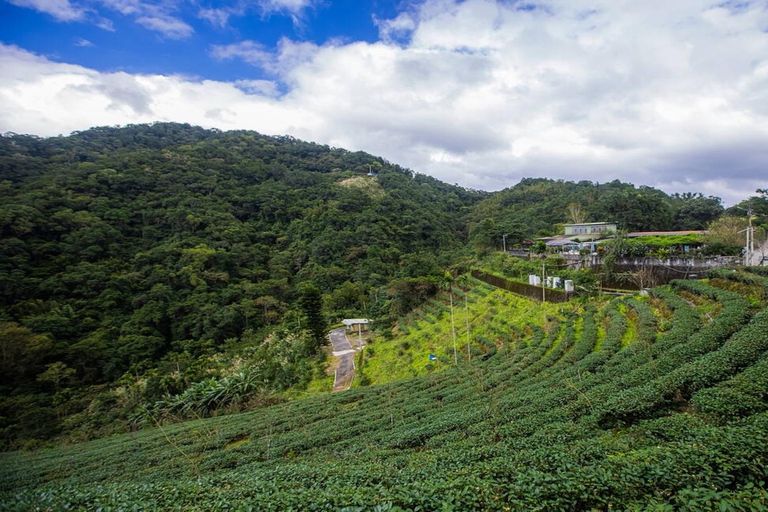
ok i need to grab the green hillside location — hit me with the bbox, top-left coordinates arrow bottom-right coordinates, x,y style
359,276 -> 573,385
0,124 -> 486,447
3,269 -> 768,510
466,177 -> 728,248
4,123 -> 768,509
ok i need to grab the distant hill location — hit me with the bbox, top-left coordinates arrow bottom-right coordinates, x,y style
0,122 -> 750,449
467,177 -> 725,249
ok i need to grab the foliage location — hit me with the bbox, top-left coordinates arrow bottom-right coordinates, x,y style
706,215 -> 765,255
670,193 -> 724,230
298,284 -> 326,356
591,186 -> 674,231
468,179 -> 701,244
481,252 -> 596,289
0,123 -> 484,448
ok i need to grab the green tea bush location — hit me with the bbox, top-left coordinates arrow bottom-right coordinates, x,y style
4,277 -> 768,511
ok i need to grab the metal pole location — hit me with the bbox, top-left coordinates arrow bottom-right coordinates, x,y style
450,290 -> 457,365
746,206 -> 751,266
358,323 -> 363,349
738,205 -> 755,266
465,292 -> 470,362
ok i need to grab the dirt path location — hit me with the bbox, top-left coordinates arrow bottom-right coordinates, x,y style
329,327 -> 356,391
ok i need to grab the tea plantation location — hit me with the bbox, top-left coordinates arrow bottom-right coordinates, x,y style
3,269 -> 768,510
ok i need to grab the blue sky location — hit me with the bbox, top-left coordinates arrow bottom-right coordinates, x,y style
0,0 -> 397,81
1,0 -> 767,204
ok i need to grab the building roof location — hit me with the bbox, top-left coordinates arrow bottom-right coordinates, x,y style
342,318 -> 370,326
563,222 -> 616,227
626,230 -> 709,237
540,235 -> 609,246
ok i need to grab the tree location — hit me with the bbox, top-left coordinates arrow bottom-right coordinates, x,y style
298,284 -> 325,356
0,322 -> 53,386
567,202 -> 587,224
254,296 -> 284,324
37,362 -> 76,392
592,188 -> 673,231
707,216 -> 749,247
674,195 -> 723,230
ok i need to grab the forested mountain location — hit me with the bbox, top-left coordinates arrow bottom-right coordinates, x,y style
0,123 -> 484,447
0,122 -> 759,449
467,177 -> 726,249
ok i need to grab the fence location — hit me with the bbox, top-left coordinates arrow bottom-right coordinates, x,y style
560,254 -> 741,270
471,270 -> 571,303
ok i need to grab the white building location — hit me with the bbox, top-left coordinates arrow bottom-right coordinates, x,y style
563,222 -> 617,238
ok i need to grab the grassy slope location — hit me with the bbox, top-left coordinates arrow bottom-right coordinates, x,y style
3,272 -> 768,510
361,278 -> 575,385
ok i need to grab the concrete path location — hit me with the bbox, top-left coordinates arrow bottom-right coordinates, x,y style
329,327 -> 356,391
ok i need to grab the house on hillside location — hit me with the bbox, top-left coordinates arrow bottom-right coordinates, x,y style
537,222 -> 616,253
563,222 -> 617,239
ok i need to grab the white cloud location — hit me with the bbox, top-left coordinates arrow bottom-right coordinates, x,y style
256,0 -> 318,26
95,0 -> 139,15
234,79 -> 281,98
2,0 -> 768,205
197,0 -> 319,29
210,40 -> 273,67
258,0 -> 315,15
0,43 -> 313,138
211,38 -> 319,76
375,12 -> 417,43
135,14 -> 194,39
198,7 -> 230,28
75,38 -> 94,47
6,0 -> 85,20
94,16 -> 114,30
5,0 -> 194,37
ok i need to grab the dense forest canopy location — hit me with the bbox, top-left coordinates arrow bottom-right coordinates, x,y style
0,123 -> 485,446
0,122 -> 764,448
465,178 -> 758,250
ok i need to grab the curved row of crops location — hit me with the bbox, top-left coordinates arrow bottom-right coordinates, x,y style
3,269 -> 768,510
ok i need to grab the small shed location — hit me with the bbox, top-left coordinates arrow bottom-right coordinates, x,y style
342,318 -> 370,332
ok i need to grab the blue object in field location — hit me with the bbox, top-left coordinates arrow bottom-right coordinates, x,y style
429,354 -> 436,361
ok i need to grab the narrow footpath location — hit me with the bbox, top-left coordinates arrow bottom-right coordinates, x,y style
329,327 -> 356,391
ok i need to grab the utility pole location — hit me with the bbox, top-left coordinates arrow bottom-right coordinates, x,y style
465,291 -> 470,362
738,205 -> 755,266
749,207 -> 755,259
541,262 -> 546,302
502,234 -> 507,253
450,287 -> 457,365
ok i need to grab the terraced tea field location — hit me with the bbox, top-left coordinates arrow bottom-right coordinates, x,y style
2,269 -> 768,510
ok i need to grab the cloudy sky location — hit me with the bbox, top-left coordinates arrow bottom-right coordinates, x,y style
1,0 -> 767,204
